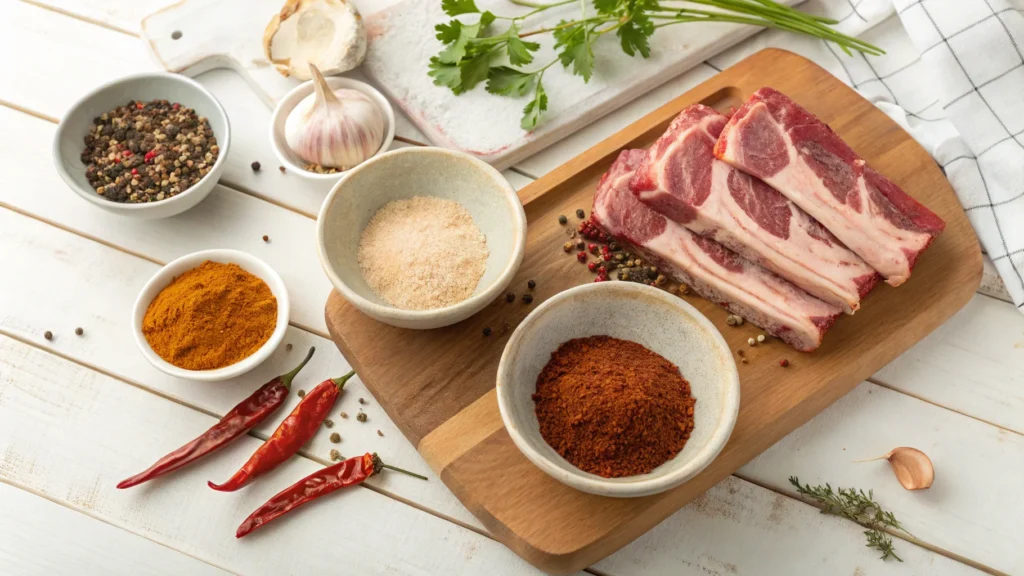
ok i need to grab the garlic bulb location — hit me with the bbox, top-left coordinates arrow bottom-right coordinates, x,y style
284,64 -> 385,170
263,0 -> 367,80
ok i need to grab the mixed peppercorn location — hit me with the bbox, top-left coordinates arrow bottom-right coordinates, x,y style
82,100 -> 218,203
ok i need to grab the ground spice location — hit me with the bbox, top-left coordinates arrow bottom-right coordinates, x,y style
142,261 -> 277,370
357,196 -> 488,311
532,336 -> 696,478
82,100 -> 218,203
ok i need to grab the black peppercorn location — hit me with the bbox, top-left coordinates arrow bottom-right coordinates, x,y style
506,292 -> 515,303
44,331 -> 53,340
576,208 -> 586,219
527,279 -> 536,290
575,240 -> 585,251
522,293 -> 534,304
558,215 -> 568,225
75,327 -> 84,336
483,327 -> 492,336
251,161 -> 261,171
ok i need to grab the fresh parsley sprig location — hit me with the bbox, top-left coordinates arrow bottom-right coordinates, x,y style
790,476 -> 912,562
429,0 -> 884,130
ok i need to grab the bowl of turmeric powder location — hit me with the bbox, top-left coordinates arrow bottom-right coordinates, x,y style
132,249 -> 290,382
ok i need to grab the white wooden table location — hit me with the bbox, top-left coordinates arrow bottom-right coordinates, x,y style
0,1 -> 1020,575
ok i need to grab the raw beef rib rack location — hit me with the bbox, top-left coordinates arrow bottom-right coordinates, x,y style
592,149 -> 841,352
715,87 -> 946,286
629,104 -> 880,314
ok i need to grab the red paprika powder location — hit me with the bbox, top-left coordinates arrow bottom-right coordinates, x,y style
532,335 -> 696,478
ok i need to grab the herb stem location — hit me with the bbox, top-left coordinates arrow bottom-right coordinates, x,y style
508,0 -> 573,8
519,17 -> 610,38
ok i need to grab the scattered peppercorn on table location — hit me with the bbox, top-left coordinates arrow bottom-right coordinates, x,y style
0,1 -> 1021,576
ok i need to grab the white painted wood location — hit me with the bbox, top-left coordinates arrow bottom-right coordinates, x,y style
873,293 -> 1024,435
979,254 -> 1010,303
24,0 -> 178,34
0,335 -> 563,576
0,194 -> 985,575
0,206 -> 481,530
594,475 -> 982,576
740,382 -> 1024,576
0,482 -> 231,576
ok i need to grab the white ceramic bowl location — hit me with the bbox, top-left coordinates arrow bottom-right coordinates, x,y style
132,249 -> 290,382
497,282 -> 740,498
317,147 -> 526,330
53,72 -> 230,219
270,76 -> 396,181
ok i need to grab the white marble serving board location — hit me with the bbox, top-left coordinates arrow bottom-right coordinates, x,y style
141,0 -> 792,169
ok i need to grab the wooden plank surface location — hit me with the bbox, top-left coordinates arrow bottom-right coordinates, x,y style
0,483 -> 230,576
325,48 -> 982,573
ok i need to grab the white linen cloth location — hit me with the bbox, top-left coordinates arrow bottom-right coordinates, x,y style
701,0 -> 1024,309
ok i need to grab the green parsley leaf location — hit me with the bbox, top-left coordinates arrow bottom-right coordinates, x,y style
554,21 -> 594,81
593,0 -> 621,15
521,78 -> 548,131
486,66 -> 536,97
428,57 -> 464,92
435,20 -> 462,44
617,17 -> 653,58
442,0 -> 479,16
506,23 -> 540,67
459,51 -> 493,93
478,10 -> 496,29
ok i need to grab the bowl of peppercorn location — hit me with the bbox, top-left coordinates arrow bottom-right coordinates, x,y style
497,281 -> 741,498
53,72 -> 230,219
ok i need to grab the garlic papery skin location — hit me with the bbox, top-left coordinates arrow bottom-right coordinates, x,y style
856,447 -> 934,491
284,65 -> 385,170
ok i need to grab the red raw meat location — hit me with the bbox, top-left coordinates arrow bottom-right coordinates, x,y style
630,104 -> 879,314
715,87 -> 945,286
592,149 -> 841,352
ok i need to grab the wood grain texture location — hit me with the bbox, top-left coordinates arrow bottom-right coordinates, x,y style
325,48 -> 982,573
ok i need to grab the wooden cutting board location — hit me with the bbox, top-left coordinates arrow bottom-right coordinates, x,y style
325,49 -> 982,574
140,0 -> 791,169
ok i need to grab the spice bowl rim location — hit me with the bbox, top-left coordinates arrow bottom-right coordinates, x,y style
496,281 -> 741,498
131,249 -> 290,382
268,76 -> 396,181
52,71 -> 231,218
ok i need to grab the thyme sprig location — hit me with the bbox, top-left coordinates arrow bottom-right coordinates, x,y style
789,476 -> 911,562
430,0 -> 885,130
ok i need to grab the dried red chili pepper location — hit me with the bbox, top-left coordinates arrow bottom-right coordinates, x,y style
235,452 -> 427,538
208,370 -> 357,492
116,347 -> 315,489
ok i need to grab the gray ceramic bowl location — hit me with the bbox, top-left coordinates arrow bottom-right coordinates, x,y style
53,72 -> 230,219
316,147 -> 527,329
496,282 -> 740,498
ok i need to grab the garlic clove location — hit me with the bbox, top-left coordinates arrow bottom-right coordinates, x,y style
283,64 -> 385,170
856,447 -> 934,491
263,0 -> 367,80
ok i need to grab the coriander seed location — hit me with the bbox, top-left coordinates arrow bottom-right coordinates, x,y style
330,432 -> 341,443
356,412 -> 367,422
329,449 -> 342,461
286,343 -> 293,351
340,411 -> 348,419
297,389 -> 306,398
324,419 -> 334,428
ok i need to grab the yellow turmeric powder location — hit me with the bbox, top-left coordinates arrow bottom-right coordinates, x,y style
143,261 -> 278,370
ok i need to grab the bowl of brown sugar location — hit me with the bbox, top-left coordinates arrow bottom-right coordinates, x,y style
496,281 -> 740,498
132,249 -> 290,382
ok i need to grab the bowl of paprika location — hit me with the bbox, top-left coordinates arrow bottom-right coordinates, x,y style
132,249 -> 290,382
496,281 -> 740,498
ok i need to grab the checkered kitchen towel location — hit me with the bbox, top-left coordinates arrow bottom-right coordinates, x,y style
702,0 -> 1024,309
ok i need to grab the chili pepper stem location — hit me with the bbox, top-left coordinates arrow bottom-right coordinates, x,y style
281,346 -> 316,390
372,453 -> 428,480
331,370 -> 356,391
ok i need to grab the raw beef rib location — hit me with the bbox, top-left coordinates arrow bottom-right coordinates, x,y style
592,149 -> 841,352
715,87 -> 945,286
630,104 -> 879,314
